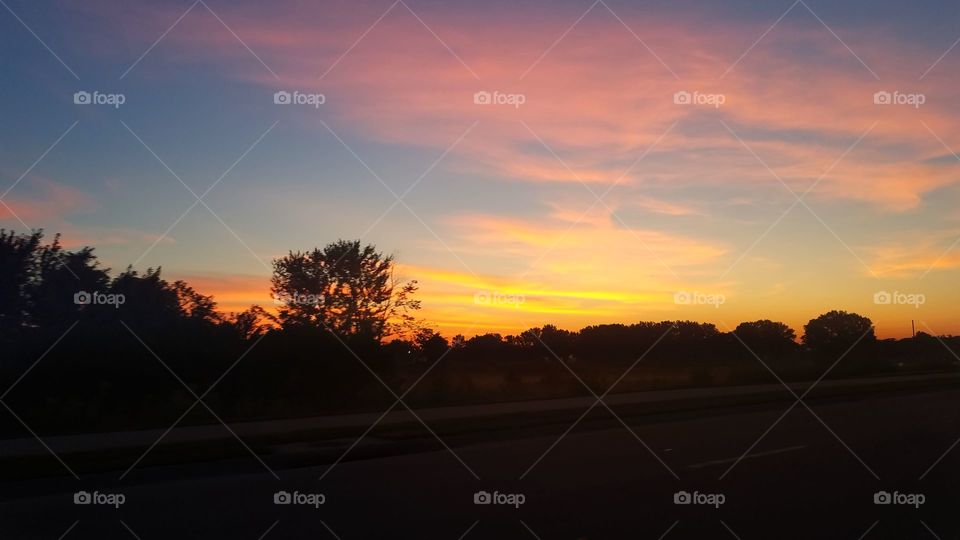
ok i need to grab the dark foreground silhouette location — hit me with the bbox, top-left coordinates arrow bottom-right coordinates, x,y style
1,230 -> 957,438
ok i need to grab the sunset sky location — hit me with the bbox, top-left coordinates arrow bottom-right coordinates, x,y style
2,0 -> 959,338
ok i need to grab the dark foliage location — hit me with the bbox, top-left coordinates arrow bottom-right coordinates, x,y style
1,230 -> 956,437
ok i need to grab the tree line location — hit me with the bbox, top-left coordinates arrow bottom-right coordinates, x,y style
1,230 -> 957,437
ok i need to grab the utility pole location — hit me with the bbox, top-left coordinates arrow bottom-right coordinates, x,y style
912,320 -> 916,338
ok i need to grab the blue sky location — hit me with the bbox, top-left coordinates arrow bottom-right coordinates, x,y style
2,0 -> 960,336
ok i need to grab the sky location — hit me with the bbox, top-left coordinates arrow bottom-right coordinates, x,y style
1,0 -> 959,338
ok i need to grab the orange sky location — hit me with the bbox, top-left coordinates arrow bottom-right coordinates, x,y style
5,0 -> 960,340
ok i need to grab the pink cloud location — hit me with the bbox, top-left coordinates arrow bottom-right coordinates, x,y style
0,178 -> 95,223
80,0 -> 960,212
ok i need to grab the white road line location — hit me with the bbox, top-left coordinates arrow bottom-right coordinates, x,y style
687,445 -> 807,469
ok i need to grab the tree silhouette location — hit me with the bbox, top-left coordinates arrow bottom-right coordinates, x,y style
3,229 -> 958,438
413,328 -> 449,363
734,319 -> 798,359
802,310 -> 875,357
229,305 -> 271,340
271,240 -> 420,341
0,230 -> 109,337
173,280 -> 221,323
0,230 -> 44,337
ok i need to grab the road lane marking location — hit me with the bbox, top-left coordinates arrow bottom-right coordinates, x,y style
687,445 -> 807,469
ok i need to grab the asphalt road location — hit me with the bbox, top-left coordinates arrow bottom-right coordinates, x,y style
2,385 -> 959,539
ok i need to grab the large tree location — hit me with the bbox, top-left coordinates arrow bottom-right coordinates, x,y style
734,319 -> 797,359
802,310 -> 875,357
271,240 -> 420,341
0,230 -> 110,336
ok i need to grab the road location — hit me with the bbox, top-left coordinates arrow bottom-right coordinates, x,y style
2,385 -> 959,539
2,373 -> 951,459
